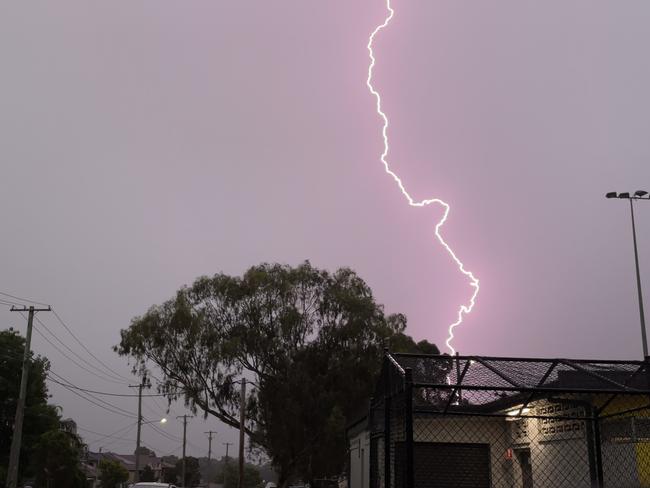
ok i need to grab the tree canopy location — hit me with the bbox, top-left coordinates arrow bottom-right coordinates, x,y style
0,328 -> 62,486
32,430 -> 85,488
216,460 -> 263,488
140,465 -> 156,482
177,456 -> 201,487
99,459 -> 129,488
116,262 -> 441,484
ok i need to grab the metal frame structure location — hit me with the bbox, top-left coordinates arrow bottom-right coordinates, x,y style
366,352 -> 650,488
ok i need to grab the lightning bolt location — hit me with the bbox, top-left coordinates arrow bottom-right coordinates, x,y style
367,0 -> 479,354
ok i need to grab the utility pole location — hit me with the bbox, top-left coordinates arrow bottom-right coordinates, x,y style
205,431 -> 217,463
238,378 -> 246,488
223,442 -> 233,463
7,305 -> 51,488
129,380 -> 145,483
177,415 -> 193,487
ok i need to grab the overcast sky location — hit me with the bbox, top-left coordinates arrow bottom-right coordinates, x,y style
1,0 -> 650,460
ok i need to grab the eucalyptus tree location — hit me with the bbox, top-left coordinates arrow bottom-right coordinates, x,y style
116,261 -> 426,484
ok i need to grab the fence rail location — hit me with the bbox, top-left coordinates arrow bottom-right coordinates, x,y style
368,353 -> 650,488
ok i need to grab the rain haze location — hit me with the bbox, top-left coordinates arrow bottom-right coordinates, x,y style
1,0 -> 650,461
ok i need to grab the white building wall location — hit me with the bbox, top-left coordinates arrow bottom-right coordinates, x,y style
349,431 -> 370,488
414,416 -> 514,488
524,400 -> 591,488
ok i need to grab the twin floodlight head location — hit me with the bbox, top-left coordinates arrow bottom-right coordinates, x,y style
606,191 -> 649,199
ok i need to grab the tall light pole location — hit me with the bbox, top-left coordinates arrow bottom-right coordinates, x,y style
606,190 -> 649,357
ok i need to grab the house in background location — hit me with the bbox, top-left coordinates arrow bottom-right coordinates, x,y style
86,450 -> 176,485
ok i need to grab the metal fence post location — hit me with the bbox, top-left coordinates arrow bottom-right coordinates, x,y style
384,357 -> 391,488
592,410 -> 604,488
404,368 -> 414,488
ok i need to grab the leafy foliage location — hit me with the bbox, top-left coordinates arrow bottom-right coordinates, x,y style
116,262 -> 439,483
0,329 -> 61,485
176,456 -> 201,487
32,430 -> 85,488
98,459 -> 129,488
162,464 -> 178,484
216,460 -> 263,488
141,464 -> 156,482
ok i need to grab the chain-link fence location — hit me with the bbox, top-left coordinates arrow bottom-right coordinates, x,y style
367,353 -> 650,488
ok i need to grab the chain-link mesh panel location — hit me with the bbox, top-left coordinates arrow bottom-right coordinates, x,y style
389,392 -> 406,488
410,397 -> 596,488
366,354 -> 650,488
599,398 -> 650,487
369,435 -> 382,488
394,355 -> 649,394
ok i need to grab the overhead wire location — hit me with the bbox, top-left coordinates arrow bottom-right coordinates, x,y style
47,370 -> 135,415
30,317 -> 128,386
49,378 -> 137,419
2,290 -> 133,383
37,315 -> 128,383
46,371 -> 172,397
0,291 -> 50,307
78,422 -> 137,444
146,420 -> 184,443
51,308 -> 133,382
3,291 -> 206,452
46,371 -> 138,419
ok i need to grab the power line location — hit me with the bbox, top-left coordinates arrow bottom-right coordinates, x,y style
46,373 -> 137,419
35,315 -> 128,383
96,437 -> 135,450
49,379 -> 137,419
51,308 -> 132,382
0,342 -> 183,400
78,424 -> 137,444
147,420 -> 184,443
47,378 -> 137,419
149,393 -> 180,417
1,290 -> 132,383
30,319 -> 127,386
47,370 -> 136,416
45,371 -> 173,398
0,291 -> 50,307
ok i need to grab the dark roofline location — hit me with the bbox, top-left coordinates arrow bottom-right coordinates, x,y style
391,352 -> 648,366
387,353 -> 650,395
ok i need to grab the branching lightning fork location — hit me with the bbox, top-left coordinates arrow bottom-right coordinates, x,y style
366,0 -> 479,354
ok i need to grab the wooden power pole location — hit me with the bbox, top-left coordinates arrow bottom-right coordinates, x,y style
7,305 -> 51,488
223,442 -> 233,463
177,414 -> 193,486
238,378 -> 246,488
205,431 -> 217,462
129,380 -> 145,482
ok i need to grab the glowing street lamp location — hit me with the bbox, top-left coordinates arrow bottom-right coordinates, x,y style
606,190 -> 650,357
135,417 -> 167,482
142,417 -> 167,425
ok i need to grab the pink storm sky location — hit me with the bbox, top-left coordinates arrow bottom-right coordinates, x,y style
1,0 -> 650,457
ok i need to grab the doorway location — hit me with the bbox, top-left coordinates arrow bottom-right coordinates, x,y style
516,448 -> 533,488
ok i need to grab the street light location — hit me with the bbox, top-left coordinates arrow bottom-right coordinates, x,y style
606,190 -> 650,357
135,417 -> 167,482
